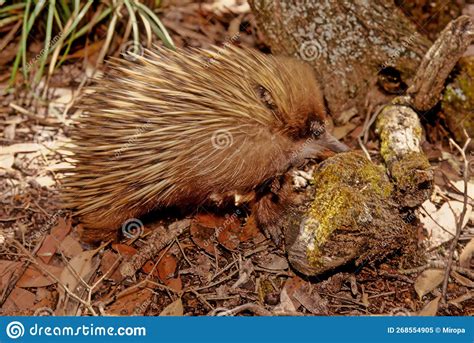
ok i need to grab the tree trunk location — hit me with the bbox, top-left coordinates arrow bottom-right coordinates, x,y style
248,0 -> 432,123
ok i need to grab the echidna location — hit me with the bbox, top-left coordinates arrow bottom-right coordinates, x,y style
63,45 -> 348,237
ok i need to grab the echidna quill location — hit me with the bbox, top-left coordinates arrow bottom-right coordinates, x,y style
63,45 -> 348,239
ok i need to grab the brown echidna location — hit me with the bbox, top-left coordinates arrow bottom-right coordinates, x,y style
63,45 -> 348,238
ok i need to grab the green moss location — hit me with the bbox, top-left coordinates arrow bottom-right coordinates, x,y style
303,152 -> 393,266
389,152 -> 431,190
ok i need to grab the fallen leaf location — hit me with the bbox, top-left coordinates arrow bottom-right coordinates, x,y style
460,238 -> 474,268
239,215 -> 260,242
99,250 -> 122,282
17,264 -> 62,288
333,122 -> 357,139
414,269 -> 445,299
217,219 -> 241,250
195,213 -> 226,228
0,154 -> 14,170
3,288 -> 36,313
107,289 -> 153,316
37,216 -> 72,264
112,244 -> 137,257
0,143 -> 43,155
451,271 -> 474,288
418,295 -> 440,316
293,283 -> 328,315
190,221 -> 216,255
452,180 -> 474,199
60,249 -> 96,290
281,276 -> 306,309
34,176 -> 55,187
59,235 -> 83,259
258,254 -> 289,271
0,260 -> 21,291
274,287 -> 297,313
157,254 -> 177,282
165,277 -> 183,292
420,200 -> 472,247
159,298 -> 184,316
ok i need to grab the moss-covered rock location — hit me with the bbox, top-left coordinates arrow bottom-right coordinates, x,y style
284,152 -> 411,276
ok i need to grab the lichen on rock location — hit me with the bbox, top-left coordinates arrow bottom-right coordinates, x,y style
285,152 -> 411,276
375,104 -> 433,207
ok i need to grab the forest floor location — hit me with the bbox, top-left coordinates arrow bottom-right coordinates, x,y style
0,0 -> 473,316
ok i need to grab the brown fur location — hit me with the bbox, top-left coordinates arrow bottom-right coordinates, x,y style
62,46 -> 345,237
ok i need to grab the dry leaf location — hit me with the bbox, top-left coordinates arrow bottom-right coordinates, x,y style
157,254 -> 177,282
159,298 -> 184,316
59,235 -> 83,259
0,154 -> 14,170
460,238 -> 474,268
217,219 -> 241,250
0,143 -> 43,155
452,180 -> 474,199
99,250 -> 122,282
420,201 -> 472,247
418,295 -> 440,316
3,288 -> 36,312
34,176 -> 55,187
0,260 -> 21,291
258,254 -> 289,271
293,283 -> 328,315
112,244 -> 137,257
59,250 -> 96,290
37,216 -> 72,264
107,289 -> 153,316
274,287 -> 297,313
190,222 -> 216,255
239,215 -> 260,242
17,264 -> 62,288
165,277 -> 183,292
451,271 -> 474,288
280,276 -> 306,309
414,269 -> 445,299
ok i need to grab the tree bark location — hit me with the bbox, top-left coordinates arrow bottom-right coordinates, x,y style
248,0 -> 432,122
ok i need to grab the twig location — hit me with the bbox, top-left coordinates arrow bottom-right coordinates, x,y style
441,135 -> 471,301
8,238 -> 98,316
0,236 -> 44,306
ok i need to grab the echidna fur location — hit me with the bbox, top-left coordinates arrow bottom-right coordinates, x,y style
62,45 -> 331,232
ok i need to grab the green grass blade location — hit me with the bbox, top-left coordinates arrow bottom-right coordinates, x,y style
123,0 -> 140,51
34,0 -> 55,85
58,0 -> 71,18
134,1 -> 174,49
53,5 -> 63,31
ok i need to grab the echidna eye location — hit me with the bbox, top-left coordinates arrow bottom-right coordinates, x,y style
256,85 -> 277,111
310,120 -> 326,137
